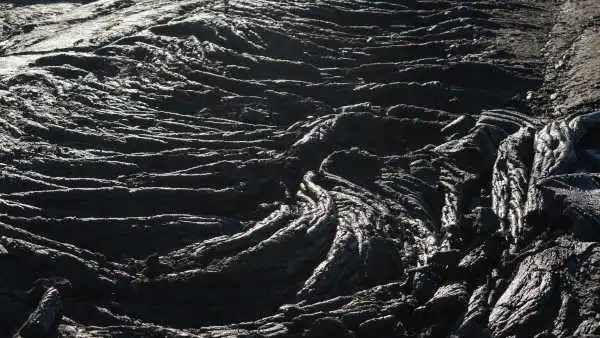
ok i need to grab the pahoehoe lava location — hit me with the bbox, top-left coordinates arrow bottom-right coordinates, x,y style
0,0 -> 599,337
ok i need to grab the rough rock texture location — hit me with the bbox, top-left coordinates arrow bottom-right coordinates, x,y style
0,0 -> 599,337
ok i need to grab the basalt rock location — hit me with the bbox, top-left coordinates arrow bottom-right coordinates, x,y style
0,0 -> 599,337
16,287 -> 63,338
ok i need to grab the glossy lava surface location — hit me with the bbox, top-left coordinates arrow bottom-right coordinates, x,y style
0,0 -> 599,337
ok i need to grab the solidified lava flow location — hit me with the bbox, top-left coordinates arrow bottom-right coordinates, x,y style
0,0 -> 599,337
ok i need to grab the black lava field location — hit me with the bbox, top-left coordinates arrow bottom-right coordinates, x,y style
0,0 -> 599,337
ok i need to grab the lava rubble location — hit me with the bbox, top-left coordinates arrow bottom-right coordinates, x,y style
0,0 -> 599,337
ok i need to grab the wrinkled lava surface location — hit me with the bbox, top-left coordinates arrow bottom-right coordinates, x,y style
1,0 -> 599,337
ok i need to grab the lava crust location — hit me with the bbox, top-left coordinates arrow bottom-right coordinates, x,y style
0,0 -> 599,337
